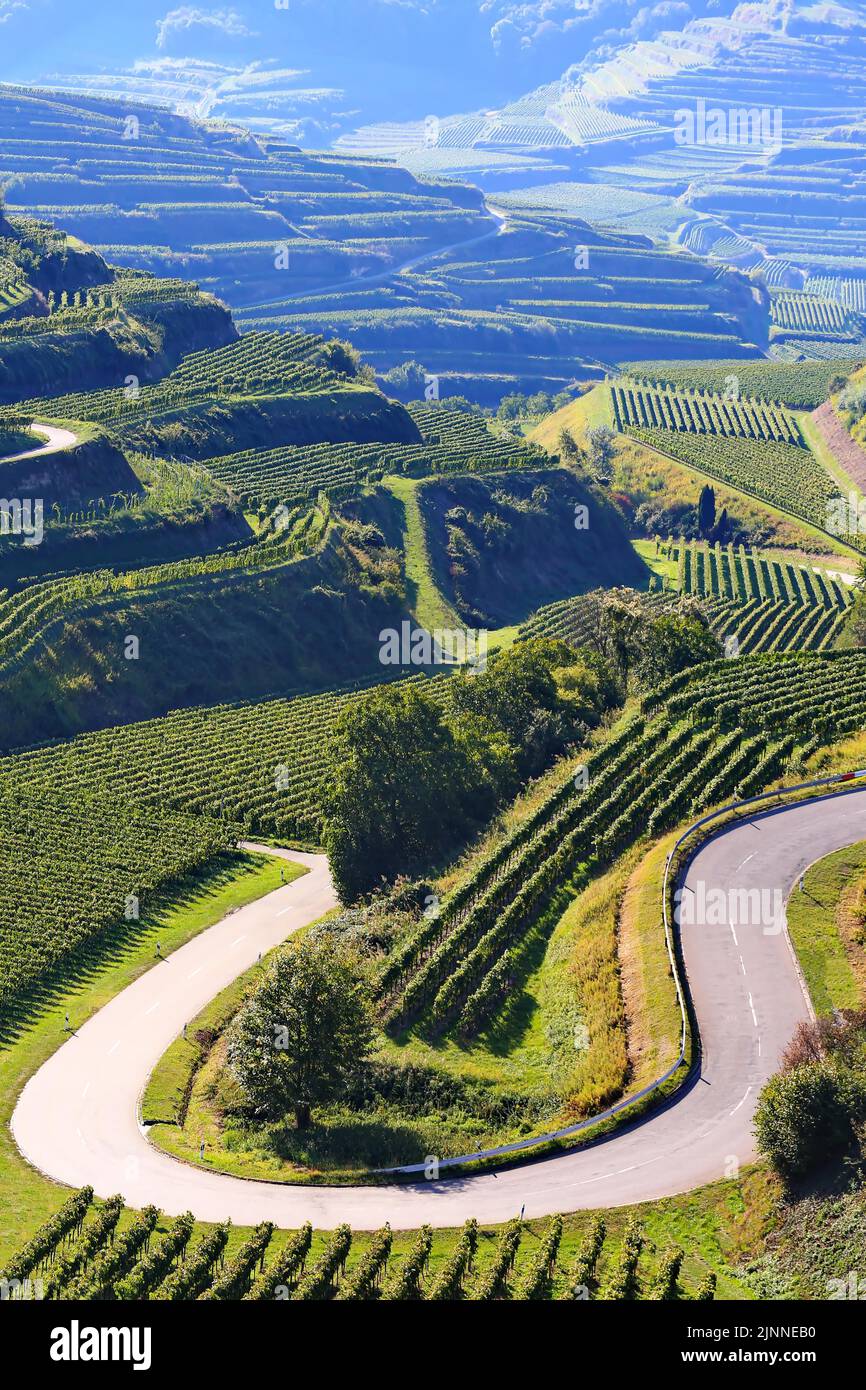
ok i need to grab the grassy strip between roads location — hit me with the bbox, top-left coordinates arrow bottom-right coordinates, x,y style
145,822 -> 686,1186
0,851 -> 305,1269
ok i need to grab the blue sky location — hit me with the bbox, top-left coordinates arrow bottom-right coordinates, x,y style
0,0 -> 743,124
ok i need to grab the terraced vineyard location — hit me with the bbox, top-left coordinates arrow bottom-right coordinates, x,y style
670,541 -> 853,655
611,380 -> 802,445
622,358 -> 865,410
625,426 -> 842,539
520,544 -> 852,661
377,648 -> 864,1039
203,405 -> 538,506
770,292 -> 859,337
0,332 -> 339,426
0,672 -> 451,847
0,522 -> 315,680
804,277 -> 866,313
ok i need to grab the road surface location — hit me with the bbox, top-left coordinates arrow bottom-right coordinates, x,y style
0,423 -> 78,463
12,792 -> 866,1229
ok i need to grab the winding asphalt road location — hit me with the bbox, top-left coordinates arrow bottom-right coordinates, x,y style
0,422 -> 78,463
12,793 -> 866,1229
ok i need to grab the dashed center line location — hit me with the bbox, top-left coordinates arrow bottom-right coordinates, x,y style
729,1084 -> 753,1118
231,935 -> 247,948
187,967 -> 203,980
748,993 -> 758,1027
144,1001 -> 160,1016
107,1039 -> 121,1056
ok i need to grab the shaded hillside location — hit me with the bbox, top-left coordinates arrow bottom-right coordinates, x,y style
0,215 -> 236,401
0,518 -> 408,750
420,467 -> 647,627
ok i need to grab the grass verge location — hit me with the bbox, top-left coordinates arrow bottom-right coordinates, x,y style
785,841 -> 866,1014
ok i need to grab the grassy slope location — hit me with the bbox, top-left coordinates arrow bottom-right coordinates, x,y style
418,467 -> 648,628
534,385 -> 860,559
382,474 -> 460,633
0,529 -> 409,749
799,408 -> 863,502
785,841 -> 866,1014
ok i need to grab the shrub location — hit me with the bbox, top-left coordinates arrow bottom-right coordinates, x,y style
754,1061 -> 862,1179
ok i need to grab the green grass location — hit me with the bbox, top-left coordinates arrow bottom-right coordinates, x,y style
0,850 -> 302,1268
0,427 -> 38,456
383,474 -> 460,635
785,840 -> 866,1014
530,383 -> 613,453
632,538 -> 678,588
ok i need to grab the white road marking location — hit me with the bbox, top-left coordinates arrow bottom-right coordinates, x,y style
187,967 -> 203,980
735,853 -> 755,871
107,1039 -> 121,1056
738,953 -> 747,976
81,1082 -> 90,1099
730,1085 -> 752,1118
729,920 -> 739,947
748,993 -> 758,1027
144,1001 -> 160,1017
231,935 -> 247,948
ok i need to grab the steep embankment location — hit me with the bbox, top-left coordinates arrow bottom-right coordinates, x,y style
419,467 -> 648,627
0,521 -> 410,749
0,432 -> 141,509
112,388 -> 419,460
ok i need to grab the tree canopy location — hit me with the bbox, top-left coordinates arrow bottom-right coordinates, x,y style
227,937 -> 375,1131
322,639 -> 606,901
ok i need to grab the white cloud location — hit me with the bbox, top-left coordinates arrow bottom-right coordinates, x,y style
0,1 -> 27,24
156,7 -> 258,50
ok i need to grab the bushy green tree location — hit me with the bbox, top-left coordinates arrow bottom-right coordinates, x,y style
636,612 -> 720,688
321,684 -> 484,901
754,1061 -> 860,1180
586,424 -> 617,478
450,638 -> 585,778
227,937 -> 374,1130
321,641 -> 605,901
